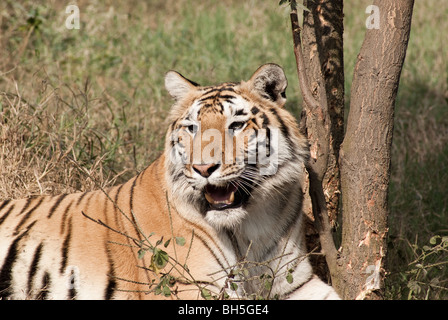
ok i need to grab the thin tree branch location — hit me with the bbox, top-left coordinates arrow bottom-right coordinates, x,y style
307,168 -> 338,266
289,8 -> 320,111
289,1 -> 338,276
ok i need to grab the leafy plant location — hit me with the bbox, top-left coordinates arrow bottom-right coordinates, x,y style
387,235 -> 448,300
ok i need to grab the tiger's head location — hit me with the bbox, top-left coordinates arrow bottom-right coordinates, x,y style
164,64 -> 309,230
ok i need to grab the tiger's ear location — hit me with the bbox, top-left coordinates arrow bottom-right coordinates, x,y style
165,71 -> 199,101
249,63 -> 287,107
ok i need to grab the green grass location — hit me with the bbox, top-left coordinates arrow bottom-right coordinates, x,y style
1,0 -> 447,299
384,1 -> 448,299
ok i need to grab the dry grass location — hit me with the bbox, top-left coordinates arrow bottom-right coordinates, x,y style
0,83 -> 123,199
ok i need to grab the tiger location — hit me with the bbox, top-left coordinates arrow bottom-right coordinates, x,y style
0,63 -> 340,300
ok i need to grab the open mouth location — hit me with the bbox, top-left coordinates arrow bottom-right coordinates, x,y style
204,183 -> 246,210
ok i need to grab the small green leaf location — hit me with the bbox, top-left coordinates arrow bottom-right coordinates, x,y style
201,288 -> 212,300
430,235 -> 440,245
264,279 -> 272,290
154,286 -> 162,295
138,248 -> 146,259
156,237 -> 163,247
162,285 -> 171,297
286,272 -> 293,284
167,275 -> 176,287
430,277 -> 440,287
442,236 -> 448,247
164,239 -> 171,248
175,236 -> 186,246
153,248 -> 169,269
230,282 -> 238,291
296,3 -> 311,12
407,280 -> 421,294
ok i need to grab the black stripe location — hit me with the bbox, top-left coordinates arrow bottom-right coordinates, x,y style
18,197 -> 35,215
216,101 -> 224,113
194,233 -> 227,273
14,198 -> 44,235
218,94 -> 236,101
0,228 -> 32,299
235,109 -> 247,116
171,170 -> 183,182
198,93 -> 236,105
201,103 -> 213,109
67,268 -> 77,300
202,86 -> 236,96
169,120 -> 178,133
112,184 -> 125,229
248,117 -> 257,127
0,199 -> 11,212
225,230 -> 243,259
202,88 -> 221,96
173,209 -> 231,268
199,87 -> 236,102
60,217 -> 73,274
40,272 -> 51,300
114,184 -> 124,210
84,193 -> 96,212
0,204 -> 15,225
129,176 -> 138,215
261,112 -> 270,127
265,127 -> 271,157
269,107 -> 293,148
137,165 -> 148,184
60,200 -> 74,235
198,95 -> 215,103
76,192 -> 89,206
28,242 -> 44,295
104,245 -> 117,300
251,106 -> 260,115
47,194 -> 68,218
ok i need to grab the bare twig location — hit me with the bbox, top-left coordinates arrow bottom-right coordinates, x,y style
289,6 -> 320,111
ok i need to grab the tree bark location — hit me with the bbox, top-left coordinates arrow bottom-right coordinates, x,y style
338,0 -> 415,299
298,0 -> 344,283
301,0 -> 344,228
290,0 -> 415,299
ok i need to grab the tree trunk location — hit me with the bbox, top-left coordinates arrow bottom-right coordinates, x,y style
289,0 -> 414,299
299,0 -> 344,282
338,0 -> 415,299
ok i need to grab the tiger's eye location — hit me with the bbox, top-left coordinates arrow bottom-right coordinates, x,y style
187,124 -> 198,134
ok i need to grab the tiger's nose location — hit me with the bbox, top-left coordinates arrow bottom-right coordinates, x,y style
192,163 -> 220,178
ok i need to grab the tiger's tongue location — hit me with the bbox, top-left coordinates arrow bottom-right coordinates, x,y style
205,184 -> 238,204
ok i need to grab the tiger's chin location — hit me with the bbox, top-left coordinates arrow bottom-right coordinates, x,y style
204,206 -> 248,230
202,183 -> 251,230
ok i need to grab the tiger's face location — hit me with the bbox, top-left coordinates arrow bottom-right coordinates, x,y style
164,64 -> 308,230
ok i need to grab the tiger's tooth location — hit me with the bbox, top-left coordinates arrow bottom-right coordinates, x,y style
229,191 -> 235,203
204,191 -> 235,205
205,193 -> 215,204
